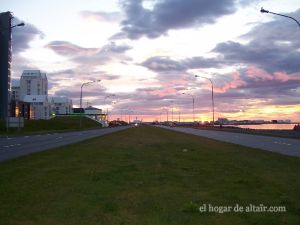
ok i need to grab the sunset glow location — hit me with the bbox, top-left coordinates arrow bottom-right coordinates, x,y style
3,0 -> 300,122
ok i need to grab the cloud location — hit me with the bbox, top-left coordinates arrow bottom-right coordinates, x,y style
141,56 -> 186,72
212,9 -> 300,73
117,0 -> 238,39
141,56 -> 222,72
214,71 -> 246,93
46,41 -> 132,65
46,41 -> 99,57
74,42 -> 132,66
80,11 -> 122,23
12,17 -> 44,53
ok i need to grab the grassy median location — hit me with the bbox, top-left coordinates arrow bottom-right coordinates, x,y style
0,125 -> 299,225
0,116 -> 101,135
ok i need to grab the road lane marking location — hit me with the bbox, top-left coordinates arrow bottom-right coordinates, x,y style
274,141 -> 292,146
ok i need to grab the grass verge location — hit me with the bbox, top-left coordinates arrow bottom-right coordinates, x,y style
0,125 -> 299,225
0,116 -> 101,135
193,126 -> 300,139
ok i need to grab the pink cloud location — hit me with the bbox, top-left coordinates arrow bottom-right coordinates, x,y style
214,72 -> 246,93
246,66 -> 273,80
149,79 -> 188,97
274,71 -> 300,82
246,66 -> 300,83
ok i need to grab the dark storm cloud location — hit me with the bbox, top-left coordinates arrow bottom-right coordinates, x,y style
212,9 -> 300,73
118,0 -> 237,39
12,17 -> 44,53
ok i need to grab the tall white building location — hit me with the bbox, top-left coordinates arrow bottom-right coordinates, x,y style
15,70 -> 50,120
11,69 -> 73,120
19,70 -> 48,101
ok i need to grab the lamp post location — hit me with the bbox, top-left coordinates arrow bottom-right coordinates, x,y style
260,7 -> 300,27
80,80 -> 101,108
0,22 -> 25,32
170,100 -> 174,123
10,22 -> 25,29
195,75 -> 214,126
79,80 -> 100,128
182,92 -> 195,122
104,94 -> 116,122
167,109 -> 169,122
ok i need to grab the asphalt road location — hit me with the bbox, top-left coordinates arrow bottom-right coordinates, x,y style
157,126 -> 300,157
0,126 -> 130,162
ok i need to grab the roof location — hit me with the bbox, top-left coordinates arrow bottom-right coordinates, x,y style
22,70 -> 41,76
84,106 -> 101,110
23,95 -> 48,103
51,97 -> 72,104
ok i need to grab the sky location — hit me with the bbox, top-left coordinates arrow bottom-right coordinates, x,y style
2,0 -> 300,122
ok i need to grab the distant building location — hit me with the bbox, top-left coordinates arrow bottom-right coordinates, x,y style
51,97 -> 73,115
84,106 -> 103,117
10,70 -> 50,120
216,118 -> 229,125
84,106 -> 108,127
11,86 -> 20,101
23,95 -> 50,120
19,70 -> 48,101
10,69 -> 75,120
0,12 -> 12,119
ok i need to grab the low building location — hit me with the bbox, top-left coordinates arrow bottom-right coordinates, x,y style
51,97 -> 73,115
84,106 -> 107,121
84,106 -> 108,127
10,100 -> 31,119
23,95 -> 50,120
216,118 -> 229,125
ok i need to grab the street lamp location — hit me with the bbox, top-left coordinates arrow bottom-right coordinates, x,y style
260,7 -> 300,27
11,22 -> 25,29
80,80 -> 101,108
170,100 -> 174,122
0,22 -> 25,32
195,75 -> 215,126
182,92 -> 195,122
104,94 -> 116,121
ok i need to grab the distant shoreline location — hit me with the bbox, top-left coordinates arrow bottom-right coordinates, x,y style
194,125 -> 300,140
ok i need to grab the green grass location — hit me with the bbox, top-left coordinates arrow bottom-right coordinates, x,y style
0,125 -> 299,225
0,116 -> 101,135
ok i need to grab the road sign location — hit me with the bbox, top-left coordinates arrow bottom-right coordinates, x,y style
7,117 -> 24,128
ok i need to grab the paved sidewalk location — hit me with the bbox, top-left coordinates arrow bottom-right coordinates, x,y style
157,126 -> 300,157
